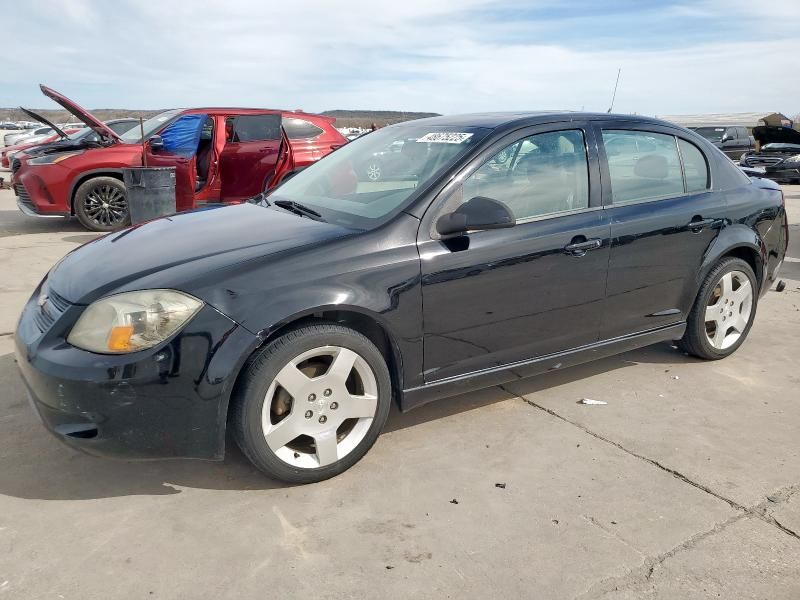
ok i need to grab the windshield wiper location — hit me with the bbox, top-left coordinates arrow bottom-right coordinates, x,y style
273,199 -> 325,221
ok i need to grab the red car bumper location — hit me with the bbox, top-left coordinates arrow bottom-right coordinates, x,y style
13,165 -> 72,217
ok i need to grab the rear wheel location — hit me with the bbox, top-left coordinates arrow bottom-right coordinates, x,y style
231,323 -> 392,483
74,176 -> 129,232
678,258 -> 757,360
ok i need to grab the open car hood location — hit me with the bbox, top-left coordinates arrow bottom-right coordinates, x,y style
18,107 -> 68,140
39,84 -> 120,141
752,125 -> 800,146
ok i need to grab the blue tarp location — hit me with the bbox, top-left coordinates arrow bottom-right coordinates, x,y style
161,114 -> 206,157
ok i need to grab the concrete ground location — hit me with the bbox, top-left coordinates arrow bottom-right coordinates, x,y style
0,184 -> 798,599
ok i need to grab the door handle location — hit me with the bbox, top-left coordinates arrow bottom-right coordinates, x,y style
330,144 -> 343,150
564,238 -> 602,256
688,217 -> 716,232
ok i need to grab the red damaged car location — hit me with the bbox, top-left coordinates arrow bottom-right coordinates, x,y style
13,85 -> 345,231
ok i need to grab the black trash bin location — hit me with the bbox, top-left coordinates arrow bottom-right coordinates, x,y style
122,167 -> 177,225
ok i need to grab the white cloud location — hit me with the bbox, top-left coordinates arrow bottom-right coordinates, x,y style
1,0 -> 798,117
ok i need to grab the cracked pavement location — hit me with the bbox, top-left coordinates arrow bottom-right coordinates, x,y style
0,185 -> 799,599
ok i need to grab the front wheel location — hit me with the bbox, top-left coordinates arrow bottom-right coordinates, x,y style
231,323 -> 392,483
678,258 -> 757,360
74,176 -> 129,232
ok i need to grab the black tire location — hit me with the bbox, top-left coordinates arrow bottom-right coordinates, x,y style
231,323 -> 392,484
73,176 -> 129,232
678,257 -> 757,360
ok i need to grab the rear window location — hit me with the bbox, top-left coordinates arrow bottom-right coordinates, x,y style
693,127 -> 725,142
227,114 -> 281,142
283,117 -> 325,139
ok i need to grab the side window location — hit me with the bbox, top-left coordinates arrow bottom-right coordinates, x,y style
601,130 -> 683,204
227,114 -> 281,142
678,138 -> 709,192
724,127 -> 737,141
462,129 -> 589,221
159,114 -> 206,156
737,127 -> 749,140
283,118 -> 325,140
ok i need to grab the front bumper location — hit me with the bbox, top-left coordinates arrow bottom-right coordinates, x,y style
764,166 -> 800,183
13,164 -> 73,217
740,162 -> 800,183
16,188 -> 65,218
14,282 -> 260,460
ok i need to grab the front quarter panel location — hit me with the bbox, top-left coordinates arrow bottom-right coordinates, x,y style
188,213 -> 425,390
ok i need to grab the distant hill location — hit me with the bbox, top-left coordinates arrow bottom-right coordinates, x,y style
321,110 -> 439,128
0,108 -> 165,123
0,107 -> 439,129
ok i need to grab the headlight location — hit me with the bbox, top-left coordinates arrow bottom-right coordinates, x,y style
28,150 -> 84,165
788,154 -> 800,164
67,290 -> 204,354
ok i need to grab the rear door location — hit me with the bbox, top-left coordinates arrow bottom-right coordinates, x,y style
219,114 -> 283,200
596,123 -> 725,339
418,124 -> 610,381
283,116 -> 345,167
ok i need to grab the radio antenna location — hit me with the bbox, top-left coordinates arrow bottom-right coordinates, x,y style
607,68 -> 621,113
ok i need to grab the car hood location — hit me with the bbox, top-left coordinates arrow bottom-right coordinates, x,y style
3,134 -> 54,152
40,84 -> 121,142
752,126 -> 800,146
22,137 -> 90,157
48,203 -> 356,305
18,107 -> 68,139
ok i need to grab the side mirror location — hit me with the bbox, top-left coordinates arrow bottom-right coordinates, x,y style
149,135 -> 164,151
436,196 -> 515,236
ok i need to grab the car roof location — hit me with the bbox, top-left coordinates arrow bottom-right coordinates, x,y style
397,111 -> 681,131
180,108 -> 316,118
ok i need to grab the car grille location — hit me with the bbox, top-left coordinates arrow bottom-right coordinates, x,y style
745,156 -> 784,167
14,183 -> 35,210
32,289 -> 71,333
11,157 -> 21,173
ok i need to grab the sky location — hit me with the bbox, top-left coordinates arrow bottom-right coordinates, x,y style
2,0 -> 799,118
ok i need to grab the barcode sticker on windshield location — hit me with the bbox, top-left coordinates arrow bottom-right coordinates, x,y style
417,132 -> 473,144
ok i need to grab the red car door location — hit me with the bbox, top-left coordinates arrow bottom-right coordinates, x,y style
219,114 -> 285,200
144,113 -> 207,212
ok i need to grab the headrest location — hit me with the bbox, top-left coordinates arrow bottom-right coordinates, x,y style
633,154 -> 668,179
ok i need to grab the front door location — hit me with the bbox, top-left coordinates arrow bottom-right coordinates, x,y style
145,113 -> 207,212
219,114 -> 283,201
596,124 -> 726,338
418,126 -> 611,382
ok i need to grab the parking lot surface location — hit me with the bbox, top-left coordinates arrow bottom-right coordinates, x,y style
1,185 -> 799,599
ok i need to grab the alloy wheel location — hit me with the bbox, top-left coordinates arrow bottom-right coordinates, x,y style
704,270 -> 753,350
84,184 -> 128,228
261,345 -> 379,469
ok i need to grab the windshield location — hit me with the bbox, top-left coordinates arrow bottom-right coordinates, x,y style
268,124 -> 490,229
67,127 -> 92,140
692,127 -> 726,142
119,109 -> 182,143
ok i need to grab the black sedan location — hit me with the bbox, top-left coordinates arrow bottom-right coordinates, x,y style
740,125 -> 800,184
15,112 -> 788,483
